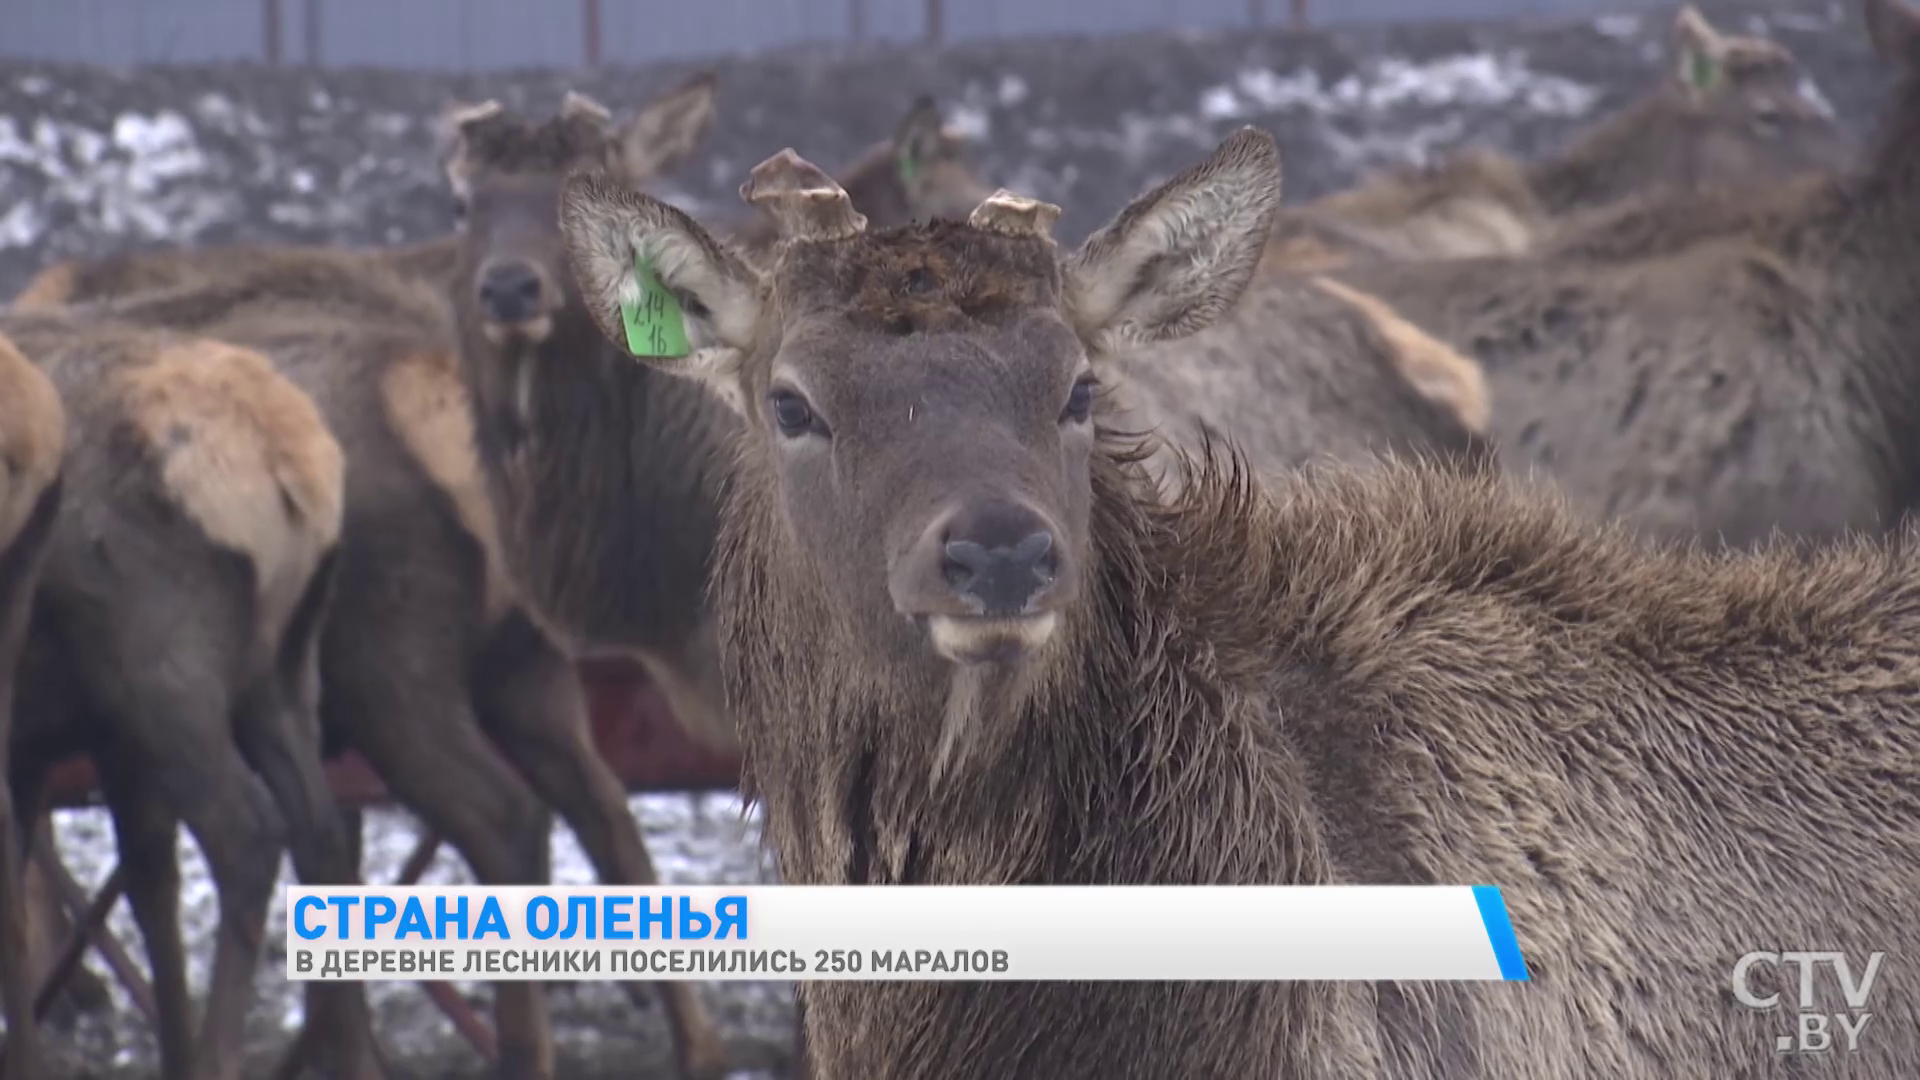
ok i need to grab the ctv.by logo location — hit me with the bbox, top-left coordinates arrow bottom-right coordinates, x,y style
1732,951 -> 1886,1054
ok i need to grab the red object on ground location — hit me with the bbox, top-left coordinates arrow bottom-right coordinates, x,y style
41,658 -> 741,809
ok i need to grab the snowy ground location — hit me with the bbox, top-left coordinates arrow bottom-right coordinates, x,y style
0,0 -> 1893,1074
42,796 -> 797,1079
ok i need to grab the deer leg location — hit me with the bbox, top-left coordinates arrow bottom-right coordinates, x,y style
132,700 -> 285,1080
0,482 -> 54,1080
0,706 -> 38,1080
92,660 -> 283,1080
236,552 -> 385,1080
95,755 -> 194,1080
329,665 -> 555,1080
236,684 -> 385,1080
473,615 -> 730,1080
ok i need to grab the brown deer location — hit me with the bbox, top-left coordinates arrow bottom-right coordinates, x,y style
1332,0 -> 1920,550
0,333 -> 64,1080
438,93 -> 744,756
1272,4 -> 1852,269
0,313 -> 376,1080
559,118 -> 1920,1077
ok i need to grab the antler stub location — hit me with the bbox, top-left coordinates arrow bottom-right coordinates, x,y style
968,189 -> 1062,240
739,148 -> 868,242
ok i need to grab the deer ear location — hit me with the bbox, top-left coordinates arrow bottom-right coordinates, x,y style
437,99 -> 504,199
892,95 -> 946,188
617,71 -> 719,181
1064,126 -> 1281,357
559,169 -> 762,415
1673,6 -> 1729,95
1867,0 -> 1920,71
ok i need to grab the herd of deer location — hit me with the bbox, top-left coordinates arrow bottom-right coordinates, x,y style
1,0 -> 1918,1076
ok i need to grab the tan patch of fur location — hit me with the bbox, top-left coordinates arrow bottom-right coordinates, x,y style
0,333 -> 66,546
10,262 -> 77,313
1308,150 -> 1546,261
113,341 -> 343,649
1262,231 -> 1356,273
379,349 -> 515,624
1310,277 -> 1491,434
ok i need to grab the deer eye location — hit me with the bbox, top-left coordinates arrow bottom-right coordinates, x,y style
770,388 -> 824,439
1061,375 -> 1098,425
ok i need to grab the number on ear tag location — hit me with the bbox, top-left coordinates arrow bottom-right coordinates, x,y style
620,254 -> 691,358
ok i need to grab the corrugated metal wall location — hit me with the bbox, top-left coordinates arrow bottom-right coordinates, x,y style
1,0 -> 1680,69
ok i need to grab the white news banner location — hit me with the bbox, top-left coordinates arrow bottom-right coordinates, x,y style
285,885 -> 1531,982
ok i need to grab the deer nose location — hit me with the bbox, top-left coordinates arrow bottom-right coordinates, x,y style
939,505 -> 1060,617
478,262 -> 544,323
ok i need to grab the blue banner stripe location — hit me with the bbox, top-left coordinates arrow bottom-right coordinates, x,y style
1471,885 -> 1531,981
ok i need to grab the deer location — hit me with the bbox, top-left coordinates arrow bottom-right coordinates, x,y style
1270,4 -> 1853,269
0,312 -> 377,1080
0,333 -> 64,1080
1329,0 -> 1920,550
554,103 -> 1920,1076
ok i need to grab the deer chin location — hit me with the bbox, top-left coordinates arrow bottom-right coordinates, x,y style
479,314 -> 554,346
927,613 -> 1060,666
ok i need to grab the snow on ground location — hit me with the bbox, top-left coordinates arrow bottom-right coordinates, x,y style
44,796 -> 795,1079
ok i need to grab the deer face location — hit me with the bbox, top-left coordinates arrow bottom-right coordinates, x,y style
1672,5 -> 1851,184
443,76 -> 717,343
561,130 -> 1281,671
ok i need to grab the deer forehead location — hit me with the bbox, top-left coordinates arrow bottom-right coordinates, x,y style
768,223 -> 1064,319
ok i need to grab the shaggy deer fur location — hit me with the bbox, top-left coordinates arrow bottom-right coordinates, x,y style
8,236 -> 459,315
0,333 -> 63,1080
1106,273 -> 1493,488
0,314 -> 374,1080
1272,4 -> 1851,268
561,121 -> 1920,1080
1333,0 -> 1920,549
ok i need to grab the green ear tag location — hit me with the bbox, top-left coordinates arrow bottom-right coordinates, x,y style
1689,52 -> 1719,90
898,148 -> 921,185
620,255 -> 691,359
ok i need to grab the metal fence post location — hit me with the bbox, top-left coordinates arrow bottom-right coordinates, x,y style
263,0 -> 282,63
925,0 -> 944,44
302,0 -> 322,65
584,0 -> 602,66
